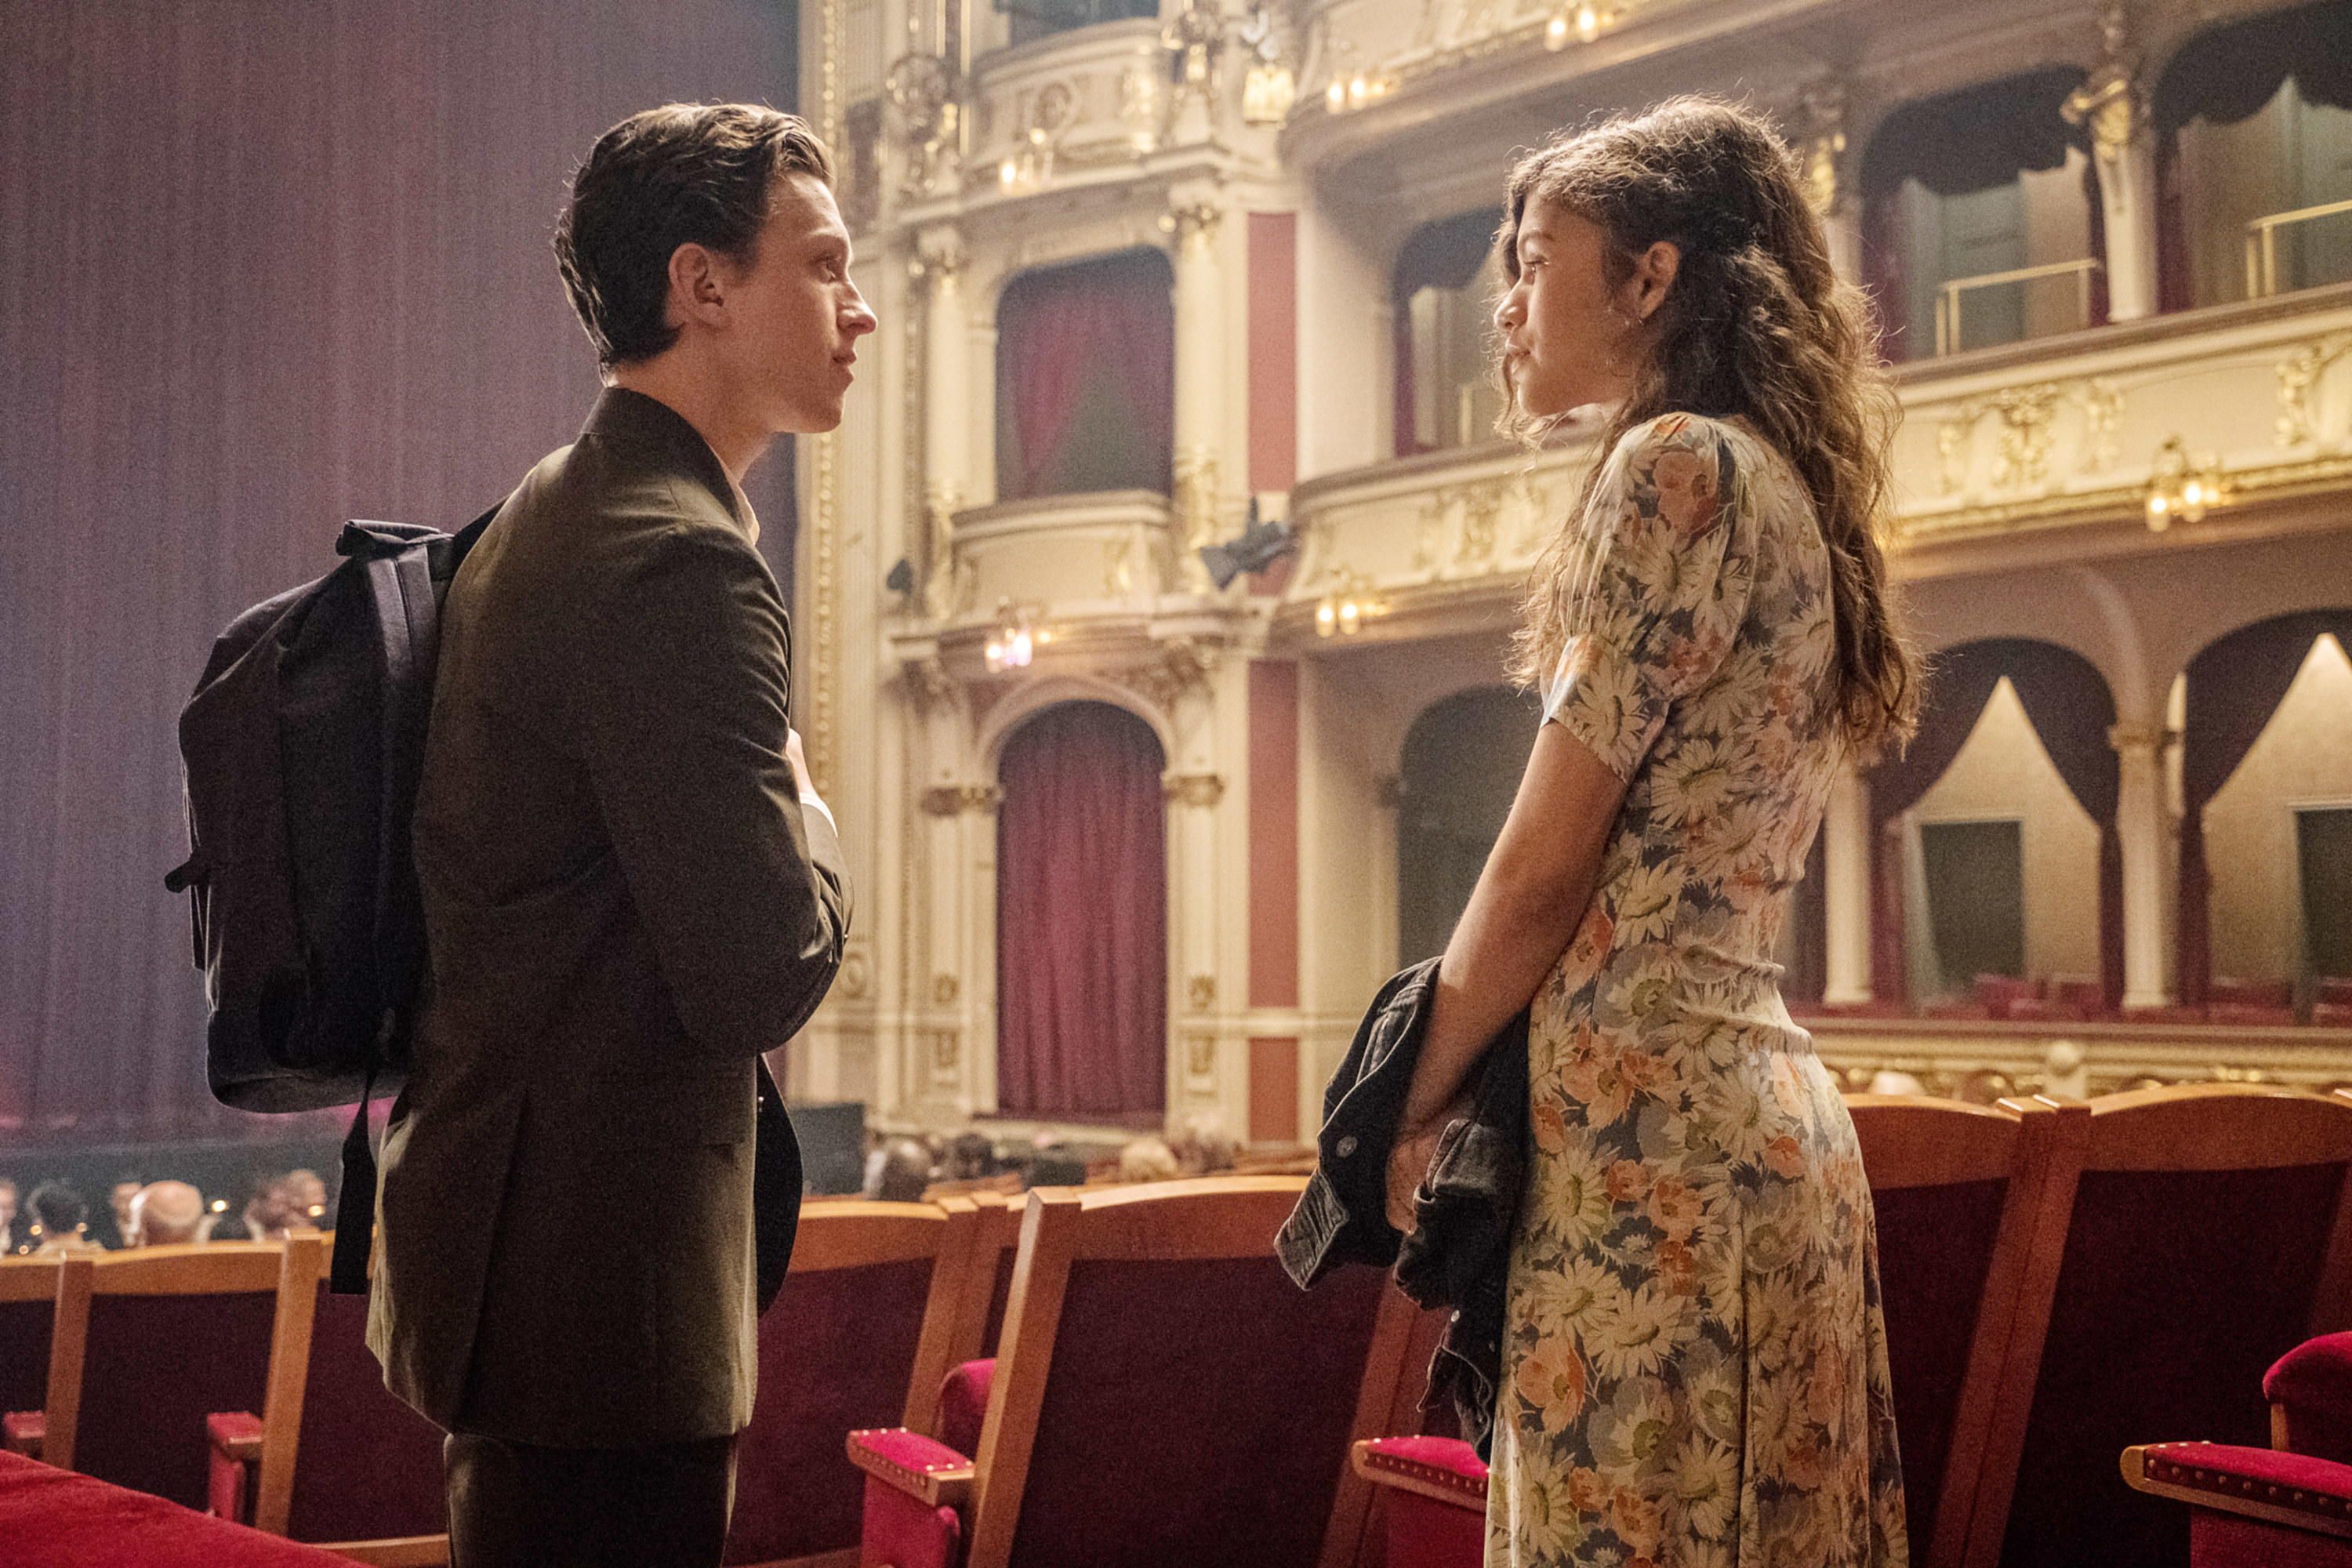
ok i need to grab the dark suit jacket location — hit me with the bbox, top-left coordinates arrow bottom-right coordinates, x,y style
367,388 -> 851,1447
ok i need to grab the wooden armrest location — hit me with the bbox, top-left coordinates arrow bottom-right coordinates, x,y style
2,1411 -> 44,1460
2123,1443 -> 2352,1541
208,1410 -> 264,1463
848,1427 -> 974,1510
1351,1436 -> 1490,1512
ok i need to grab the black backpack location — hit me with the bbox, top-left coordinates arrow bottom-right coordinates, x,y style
165,507 -> 495,1291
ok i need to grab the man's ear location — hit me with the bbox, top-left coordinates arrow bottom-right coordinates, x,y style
1631,239 -> 1680,322
665,241 -> 732,335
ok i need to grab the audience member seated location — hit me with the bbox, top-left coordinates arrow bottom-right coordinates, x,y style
125,1181 -> 205,1248
105,1179 -> 143,1250
209,1178 -> 292,1243
1868,1069 -> 1927,1096
0,1178 -> 16,1255
1116,1137 -> 1181,1184
1172,1115 -> 1236,1176
26,1182 -> 96,1254
278,1171 -> 328,1230
941,1132 -> 995,1183
869,1138 -> 936,1203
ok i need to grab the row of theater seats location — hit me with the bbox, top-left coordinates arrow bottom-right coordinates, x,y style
2,1082 -> 2348,1567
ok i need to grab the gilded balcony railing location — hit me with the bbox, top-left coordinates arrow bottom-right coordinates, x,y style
2245,197 -> 2352,299
1934,257 -> 2103,357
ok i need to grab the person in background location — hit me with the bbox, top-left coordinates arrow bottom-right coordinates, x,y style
107,1177 -> 145,1249
1116,1138 -> 1181,1185
869,1138 -> 935,1203
125,1181 -> 207,1247
27,1181 -> 96,1254
282,1168 -> 330,1229
0,1178 -> 16,1254
209,1174 -> 292,1243
1173,1114 -> 1237,1176
941,1131 -> 995,1182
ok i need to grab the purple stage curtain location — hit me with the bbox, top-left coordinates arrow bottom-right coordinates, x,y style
995,702 -> 1167,1122
2176,611 -> 2352,1007
994,249 -> 1174,501
1867,641 -> 2122,1010
0,1 -> 800,1144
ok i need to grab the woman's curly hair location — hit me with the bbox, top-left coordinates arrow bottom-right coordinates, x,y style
1501,96 -> 1918,755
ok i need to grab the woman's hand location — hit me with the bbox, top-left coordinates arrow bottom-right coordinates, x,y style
1385,1095 -> 1469,1234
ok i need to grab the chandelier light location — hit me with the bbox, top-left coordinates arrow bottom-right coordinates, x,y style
2143,434 -> 2227,532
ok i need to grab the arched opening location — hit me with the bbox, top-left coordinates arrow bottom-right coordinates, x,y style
993,247 -> 1174,502
1860,67 -> 2105,360
995,700 -> 1168,1122
1391,208 -> 1505,458
1396,685 -> 1541,967
1864,640 -> 2123,1016
2178,611 -> 2352,1019
2154,0 -> 2352,309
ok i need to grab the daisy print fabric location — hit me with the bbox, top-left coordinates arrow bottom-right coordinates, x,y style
1494,414 -> 1908,1568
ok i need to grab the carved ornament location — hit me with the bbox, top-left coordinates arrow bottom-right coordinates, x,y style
920,783 -> 1003,816
1186,974 -> 1219,1011
2277,332 -> 2352,448
1166,772 -> 1228,809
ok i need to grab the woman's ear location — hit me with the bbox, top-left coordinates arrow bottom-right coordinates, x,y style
1629,239 -> 1681,322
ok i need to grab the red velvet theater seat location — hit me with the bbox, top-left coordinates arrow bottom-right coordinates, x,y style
0,1448 -> 360,1568
848,1176 -> 1418,1568
0,1257 -> 61,1451
205,1234 -> 447,1562
38,1243 -> 281,1510
2122,1443 -> 2352,1566
1985,1086 -> 2352,1568
1847,1094 -> 2082,1568
2272,1332 -> 2352,1465
1351,1434 -> 1486,1566
724,1198 -> 977,1568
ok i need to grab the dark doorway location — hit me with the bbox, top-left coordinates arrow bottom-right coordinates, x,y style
1920,818 -> 2027,993
1396,687 -> 1541,967
2299,806 -> 2352,984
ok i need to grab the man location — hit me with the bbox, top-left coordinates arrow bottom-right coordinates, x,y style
107,1178 -> 143,1248
367,103 -> 867,1568
26,1182 -> 96,1254
124,1181 -> 206,1247
281,1168 -> 328,1229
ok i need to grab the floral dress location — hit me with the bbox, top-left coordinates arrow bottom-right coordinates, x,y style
1490,413 -> 1907,1568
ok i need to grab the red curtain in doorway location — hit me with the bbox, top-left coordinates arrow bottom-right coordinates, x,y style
996,702 -> 1167,1121
994,249 -> 1174,501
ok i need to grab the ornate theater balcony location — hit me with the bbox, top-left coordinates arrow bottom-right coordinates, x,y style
1280,281 -> 2352,643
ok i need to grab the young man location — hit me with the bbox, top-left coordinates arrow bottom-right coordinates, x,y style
367,103 -> 871,1567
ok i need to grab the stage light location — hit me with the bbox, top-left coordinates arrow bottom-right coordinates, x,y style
1197,513 -> 1294,590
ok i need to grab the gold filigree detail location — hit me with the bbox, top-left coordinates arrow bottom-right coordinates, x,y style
1936,382 -> 2063,494
2061,0 -> 2143,169
928,1029 -> 960,1079
1165,772 -> 1228,809
2277,331 -> 2352,448
1129,636 -> 1218,710
806,0 -> 845,797
932,972 -> 961,1005
1172,445 -> 1221,554
920,783 -> 1002,816
1798,81 -> 1848,216
1186,974 -> 1218,1011
1104,536 -> 1137,597
1184,1031 -> 1217,1080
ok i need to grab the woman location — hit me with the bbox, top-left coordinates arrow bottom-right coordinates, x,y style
1385,99 -> 1917,1566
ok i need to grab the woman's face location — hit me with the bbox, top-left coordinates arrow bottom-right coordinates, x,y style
1494,197 -> 1673,422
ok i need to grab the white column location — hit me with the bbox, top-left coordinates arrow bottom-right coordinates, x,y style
920,229 -> 969,618
2094,129 -> 2160,322
1822,761 -> 1874,1006
2111,723 -> 2174,1009
1821,209 -> 1863,289
1168,197 -> 1227,588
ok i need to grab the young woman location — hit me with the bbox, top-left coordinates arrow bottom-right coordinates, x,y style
1385,99 -> 1918,1566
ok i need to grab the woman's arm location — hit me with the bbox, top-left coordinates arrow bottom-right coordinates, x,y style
1385,720 -> 1625,1230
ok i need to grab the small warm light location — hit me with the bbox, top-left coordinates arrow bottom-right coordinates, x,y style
307,1205 -> 325,1218
1007,628 -> 1033,667
999,159 -> 1018,188
1316,601 -> 1338,636
2142,434 -> 2224,532
1348,73 -> 1368,107
2183,481 -> 2204,506
1545,13 -> 1570,46
1576,3 -> 1600,39
1326,80 -> 1345,111
1338,598 -> 1361,633
210,1200 -> 227,1212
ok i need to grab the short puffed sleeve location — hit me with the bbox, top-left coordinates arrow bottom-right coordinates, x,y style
1540,414 -> 1755,780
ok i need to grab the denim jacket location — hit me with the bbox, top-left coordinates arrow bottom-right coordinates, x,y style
1275,957 -> 1528,1457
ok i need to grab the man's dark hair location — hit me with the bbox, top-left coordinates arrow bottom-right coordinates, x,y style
555,103 -> 835,368
27,1181 -> 86,1236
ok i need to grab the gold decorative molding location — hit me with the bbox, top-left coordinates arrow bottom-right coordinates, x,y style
928,1028 -> 961,1080
2107,723 -> 2179,756
1184,1030 -> 1217,1081
1797,81 -> 1848,217
2278,331 -> 2352,448
1128,635 -> 1218,710
920,782 -> 1003,816
805,0 -> 846,798
836,944 -> 873,1001
1166,772 -> 1227,809
1186,974 -> 1218,1011
932,972 -> 961,1005
1163,201 -> 1223,252
1173,445 -> 1220,555
2060,0 -> 2143,169
1936,381 -> 2063,495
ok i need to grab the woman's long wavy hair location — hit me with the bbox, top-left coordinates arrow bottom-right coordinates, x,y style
1503,96 -> 1918,756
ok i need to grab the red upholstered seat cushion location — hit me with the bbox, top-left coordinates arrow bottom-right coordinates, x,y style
207,1411 -> 264,1522
938,1358 -> 994,1457
726,1257 -> 937,1566
2271,1335 -> 2352,1465
860,1475 -> 962,1568
851,1425 -> 972,1477
0,1449 -> 354,1566
2139,1442 -> 2352,1521
281,1285 -> 446,1543
2193,1510 -> 2352,1568
1359,1436 -> 1489,1507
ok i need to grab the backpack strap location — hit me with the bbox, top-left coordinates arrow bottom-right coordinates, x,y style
329,1069 -> 379,1294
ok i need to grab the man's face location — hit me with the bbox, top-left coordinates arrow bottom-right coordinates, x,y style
111,1181 -> 140,1229
711,172 -> 876,437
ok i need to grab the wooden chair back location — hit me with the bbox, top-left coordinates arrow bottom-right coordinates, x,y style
724,1199 -> 976,1568
45,1242 -> 282,1507
247,1235 -> 446,1561
948,1190 -> 1023,1368
962,1176 -> 1417,1568
0,1258 -> 60,1423
1846,1094 -> 2079,1568
1973,1085 -> 2352,1568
